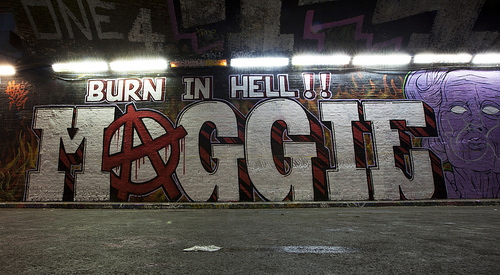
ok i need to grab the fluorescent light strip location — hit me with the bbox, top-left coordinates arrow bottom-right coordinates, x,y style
472,53 -> 500,64
0,65 -> 15,75
231,57 -> 289,68
171,59 -> 227,68
292,55 -> 350,66
352,54 -> 412,66
110,59 -> 168,72
52,61 -> 108,73
414,53 -> 472,64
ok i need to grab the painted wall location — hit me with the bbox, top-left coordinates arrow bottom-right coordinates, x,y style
2,69 -> 499,202
1,0 -> 500,202
3,0 -> 499,60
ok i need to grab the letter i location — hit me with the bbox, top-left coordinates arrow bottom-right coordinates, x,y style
302,73 -> 316,100
319,72 -> 332,99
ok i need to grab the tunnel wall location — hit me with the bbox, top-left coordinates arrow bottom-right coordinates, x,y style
1,0 -> 499,201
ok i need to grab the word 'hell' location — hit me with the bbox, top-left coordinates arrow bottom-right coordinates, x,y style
230,74 -> 298,99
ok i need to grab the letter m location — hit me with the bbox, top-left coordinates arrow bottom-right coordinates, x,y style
26,106 -> 115,201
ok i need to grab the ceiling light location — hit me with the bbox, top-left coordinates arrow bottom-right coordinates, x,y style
352,54 -> 412,66
0,65 -> 15,75
52,61 -> 108,73
413,53 -> 472,64
472,53 -> 500,64
292,55 -> 351,66
230,57 -> 289,68
110,58 -> 168,72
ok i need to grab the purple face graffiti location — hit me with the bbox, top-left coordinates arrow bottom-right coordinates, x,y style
439,71 -> 500,171
405,70 -> 500,198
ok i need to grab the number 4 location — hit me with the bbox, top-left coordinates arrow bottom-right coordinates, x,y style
128,8 -> 165,52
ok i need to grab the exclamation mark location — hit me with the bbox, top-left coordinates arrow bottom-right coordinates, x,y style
302,73 -> 316,100
319,72 -> 332,99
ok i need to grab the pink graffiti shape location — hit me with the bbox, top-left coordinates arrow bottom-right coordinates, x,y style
303,10 -> 402,52
167,0 -> 224,54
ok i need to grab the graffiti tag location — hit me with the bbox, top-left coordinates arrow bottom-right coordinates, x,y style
5,80 -> 30,111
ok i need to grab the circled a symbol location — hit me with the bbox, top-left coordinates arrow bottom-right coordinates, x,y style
102,104 -> 187,200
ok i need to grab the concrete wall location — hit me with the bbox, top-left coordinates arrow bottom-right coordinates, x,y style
3,0 -> 499,59
1,0 -> 499,202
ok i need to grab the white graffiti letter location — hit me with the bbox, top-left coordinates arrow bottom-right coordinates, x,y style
143,77 -> 165,101
362,101 -> 434,200
320,101 -> 369,200
87,0 -> 124,39
176,101 -> 243,201
86,79 -> 105,102
21,0 -> 62,39
56,0 -> 92,40
27,106 -> 115,201
246,99 -> 317,201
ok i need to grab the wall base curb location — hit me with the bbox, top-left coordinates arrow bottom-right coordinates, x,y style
0,200 -> 499,209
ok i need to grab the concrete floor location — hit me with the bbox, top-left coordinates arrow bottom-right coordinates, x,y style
0,206 -> 499,274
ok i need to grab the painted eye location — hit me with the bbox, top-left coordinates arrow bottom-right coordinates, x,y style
451,106 -> 467,114
482,105 -> 500,115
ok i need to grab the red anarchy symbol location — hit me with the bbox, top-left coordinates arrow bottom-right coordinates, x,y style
102,104 -> 187,200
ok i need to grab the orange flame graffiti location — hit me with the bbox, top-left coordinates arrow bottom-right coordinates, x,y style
0,129 -> 38,201
331,73 -> 404,99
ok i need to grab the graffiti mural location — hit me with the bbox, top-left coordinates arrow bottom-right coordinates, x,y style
1,1 -> 500,202
404,70 -> 500,198
10,69 -> 457,202
2,68 -> 498,202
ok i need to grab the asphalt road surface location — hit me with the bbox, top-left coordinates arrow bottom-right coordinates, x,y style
0,206 -> 499,274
